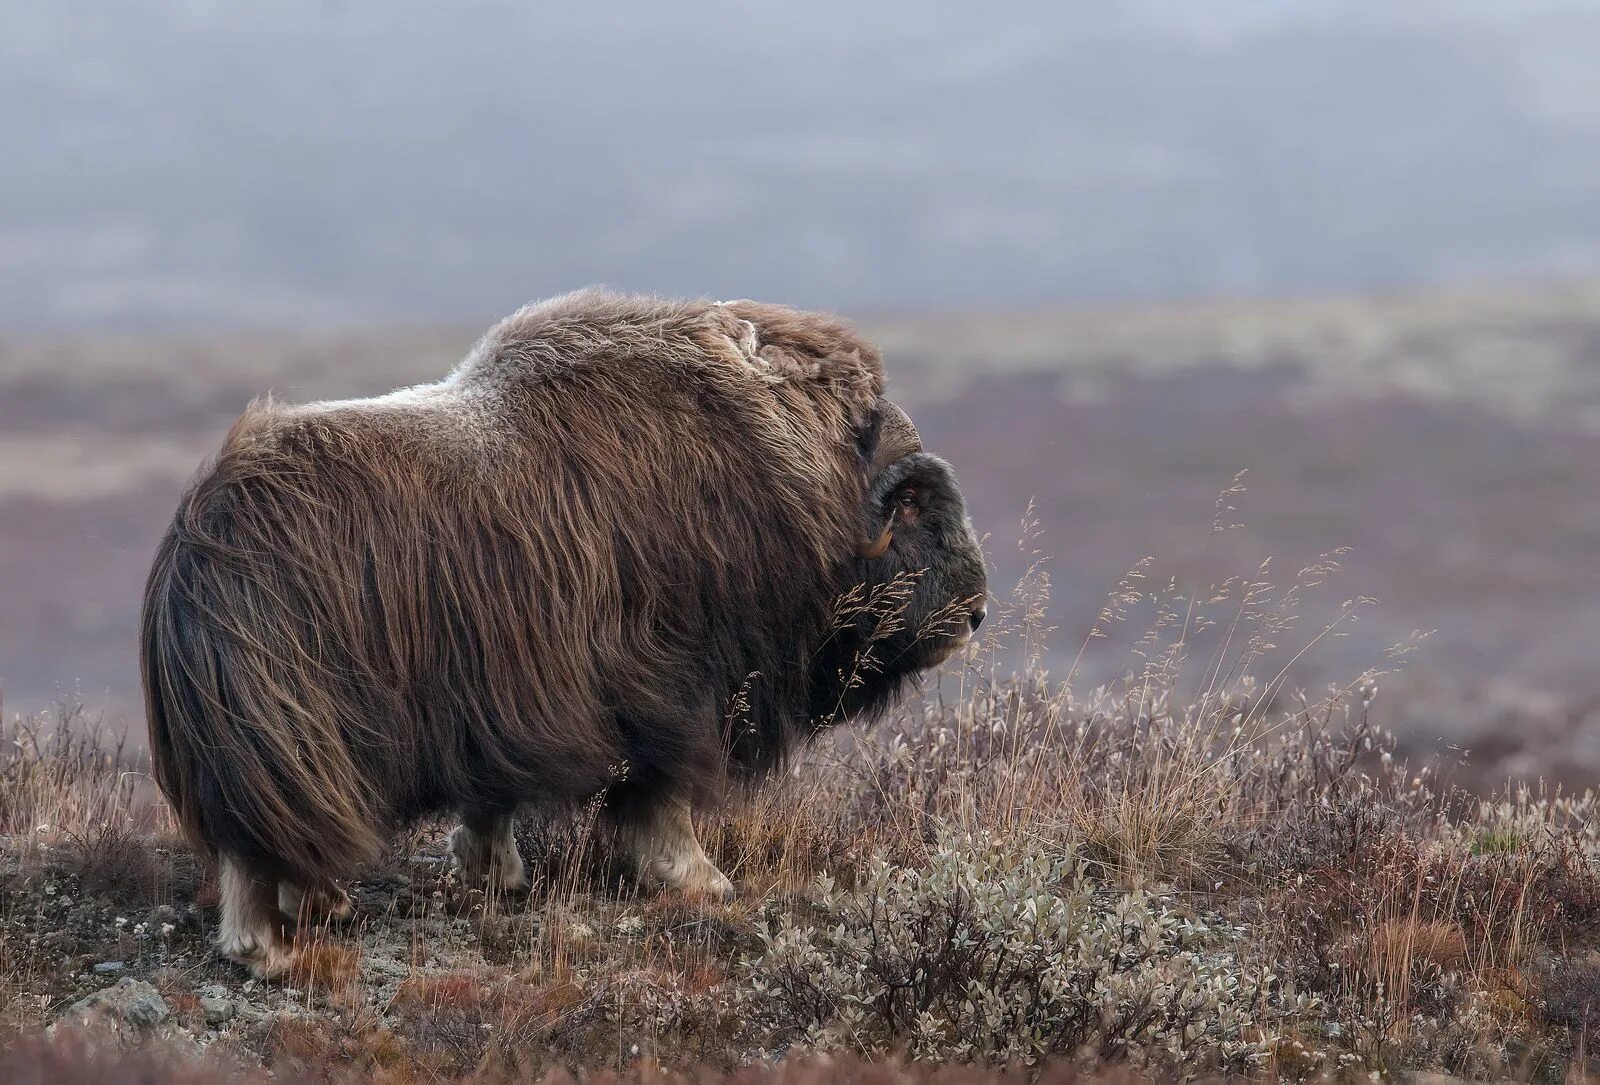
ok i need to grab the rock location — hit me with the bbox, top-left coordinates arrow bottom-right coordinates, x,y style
63,977 -> 171,1031
91,961 -> 125,974
199,995 -> 235,1026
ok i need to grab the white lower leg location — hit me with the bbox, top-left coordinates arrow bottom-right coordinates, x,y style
217,857 -> 291,979
618,797 -> 734,900
448,814 -> 529,892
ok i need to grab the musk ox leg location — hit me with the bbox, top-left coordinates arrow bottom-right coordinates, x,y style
277,880 -> 354,925
217,856 -> 292,979
448,812 -> 530,893
616,796 -> 735,902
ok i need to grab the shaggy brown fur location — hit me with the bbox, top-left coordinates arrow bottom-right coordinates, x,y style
140,290 -> 986,967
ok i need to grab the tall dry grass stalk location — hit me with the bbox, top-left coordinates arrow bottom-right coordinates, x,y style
0,699 -> 171,865
718,486 -> 1428,896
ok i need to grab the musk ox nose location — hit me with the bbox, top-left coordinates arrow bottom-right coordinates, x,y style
969,607 -> 986,633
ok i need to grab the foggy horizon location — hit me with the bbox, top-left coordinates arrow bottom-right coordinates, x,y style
10,0 -> 1600,330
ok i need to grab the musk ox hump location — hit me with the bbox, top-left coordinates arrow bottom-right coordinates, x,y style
715,298 -> 883,419
455,289 -> 884,429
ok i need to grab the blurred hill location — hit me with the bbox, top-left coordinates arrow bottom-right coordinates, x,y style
8,1 -> 1600,327
3,281 -> 1598,786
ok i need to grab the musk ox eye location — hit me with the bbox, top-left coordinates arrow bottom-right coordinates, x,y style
895,488 -> 920,524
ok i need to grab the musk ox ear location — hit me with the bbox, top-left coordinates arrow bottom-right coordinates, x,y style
855,399 -> 921,558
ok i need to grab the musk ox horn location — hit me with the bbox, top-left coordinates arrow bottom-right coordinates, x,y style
868,399 -> 921,479
856,400 -> 920,557
859,520 -> 894,559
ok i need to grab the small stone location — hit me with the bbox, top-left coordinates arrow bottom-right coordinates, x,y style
229,999 -> 268,1024
199,995 -> 235,1026
65,978 -> 171,1031
91,961 -> 125,974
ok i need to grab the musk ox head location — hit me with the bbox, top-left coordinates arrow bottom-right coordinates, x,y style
852,400 -> 987,674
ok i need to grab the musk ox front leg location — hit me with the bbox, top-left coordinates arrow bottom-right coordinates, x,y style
448,812 -> 531,893
217,856 -> 292,979
615,796 -> 735,902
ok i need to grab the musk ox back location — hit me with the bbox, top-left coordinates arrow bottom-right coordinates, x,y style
141,290 -> 987,976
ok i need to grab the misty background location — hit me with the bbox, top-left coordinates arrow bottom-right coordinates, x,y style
4,0 -> 1600,790
9,1 -> 1600,327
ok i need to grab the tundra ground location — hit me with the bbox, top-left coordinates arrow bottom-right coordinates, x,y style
3,558 -> 1598,1083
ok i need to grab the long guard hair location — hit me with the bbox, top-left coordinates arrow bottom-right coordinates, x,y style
141,291 -> 895,887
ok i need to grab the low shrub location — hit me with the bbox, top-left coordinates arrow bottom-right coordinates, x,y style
743,831 -> 1314,1070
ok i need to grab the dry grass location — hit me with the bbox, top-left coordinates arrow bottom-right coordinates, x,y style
2,1036 -> 1188,1085
0,700 -> 169,859
3,509 -> 1600,1081
287,942 -> 361,991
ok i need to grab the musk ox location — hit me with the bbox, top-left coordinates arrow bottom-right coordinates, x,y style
140,290 -> 987,977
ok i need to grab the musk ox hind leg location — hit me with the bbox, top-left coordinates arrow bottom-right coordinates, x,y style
217,856 -> 292,979
614,795 -> 735,902
448,812 -> 531,893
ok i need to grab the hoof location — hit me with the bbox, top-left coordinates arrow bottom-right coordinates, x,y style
219,934 -> 292,980
280,883 -> 355,924
668,860 -> 736,903
703,869 -> 737,904
448,825 -> 529,893
496,865 -> 532,894
311,886 -> 355,922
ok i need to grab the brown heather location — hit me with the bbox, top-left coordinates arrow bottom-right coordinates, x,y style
5,491 -> 1600,1081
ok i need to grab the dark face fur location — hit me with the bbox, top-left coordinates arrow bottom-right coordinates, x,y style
810,399 -> 986,725
858,451 -> 988,671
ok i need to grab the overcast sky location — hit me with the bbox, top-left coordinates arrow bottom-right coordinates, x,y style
7,0 -> 1600,328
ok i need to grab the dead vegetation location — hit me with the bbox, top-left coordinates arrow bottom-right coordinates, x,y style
3,513 -> 1599,1082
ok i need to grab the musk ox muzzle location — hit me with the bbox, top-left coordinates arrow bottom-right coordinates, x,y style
139,289 -> 986,977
